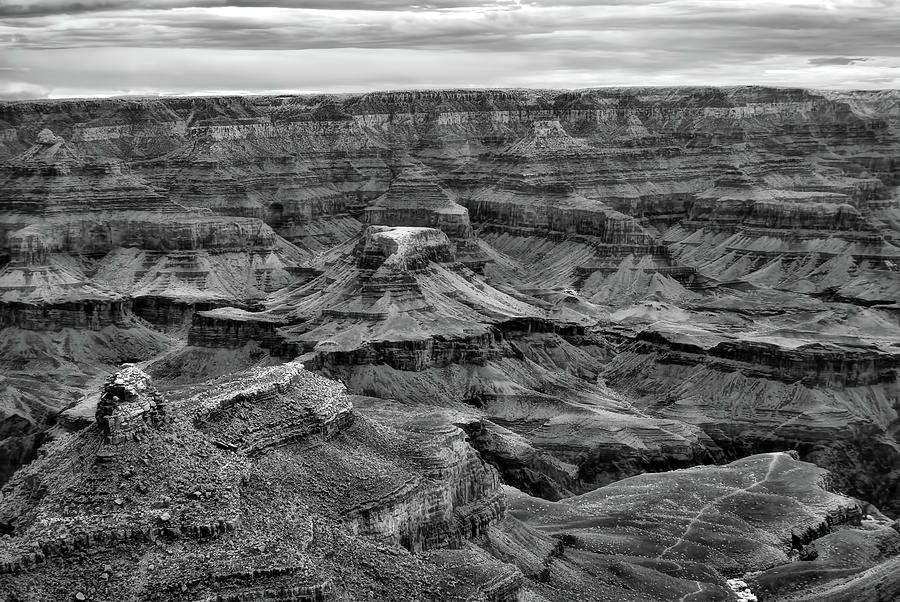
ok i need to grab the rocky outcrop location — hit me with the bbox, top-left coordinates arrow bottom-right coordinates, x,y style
0,363 -> 522,600
190,362 -> 354,456
357,226 -> 457,273
95,365 -> 168,444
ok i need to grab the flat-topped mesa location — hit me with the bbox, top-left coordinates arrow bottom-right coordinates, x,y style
96,365 -> 168,445
687,182 -> 873,233
257,227 -> 546,373
0,295 -> 130,331
708,339 -> 900,387
363,164 -> 474,240
357,226 -> 456,273
462,188 -> 653,245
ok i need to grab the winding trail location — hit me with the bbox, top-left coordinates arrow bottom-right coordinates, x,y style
656,453 -> 782,559
678,580 -> 705,601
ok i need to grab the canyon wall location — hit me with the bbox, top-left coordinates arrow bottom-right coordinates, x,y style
1,87 -> 899,600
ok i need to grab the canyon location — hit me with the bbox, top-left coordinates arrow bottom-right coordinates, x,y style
0,86 -> 899,600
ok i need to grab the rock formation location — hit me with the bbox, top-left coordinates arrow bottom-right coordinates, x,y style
1,86 -> 899,600
95,365 -> 168,444
0,363 -> 526,600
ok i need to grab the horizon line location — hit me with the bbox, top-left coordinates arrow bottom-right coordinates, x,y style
3,84 -> 899,104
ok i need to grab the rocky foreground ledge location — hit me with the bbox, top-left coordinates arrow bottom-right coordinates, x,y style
0,364 -> 897,600
0,364 -> 516,599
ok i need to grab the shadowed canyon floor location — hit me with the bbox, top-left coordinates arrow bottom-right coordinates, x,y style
1,87 -> 899,600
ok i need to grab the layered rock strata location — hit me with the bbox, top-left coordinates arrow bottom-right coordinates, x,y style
601,303 -> 900,515
2,87 -> 900,599
0,363 -> 522,600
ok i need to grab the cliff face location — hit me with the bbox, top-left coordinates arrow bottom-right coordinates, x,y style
1,87 -> 900,600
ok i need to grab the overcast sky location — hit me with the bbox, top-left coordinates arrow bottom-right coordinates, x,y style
0,0 -> 897,100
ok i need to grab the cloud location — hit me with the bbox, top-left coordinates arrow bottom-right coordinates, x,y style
2,2 -> 899,56
0,0 -> 503,18
0,0 -> 897,98
808,56 -> 870,66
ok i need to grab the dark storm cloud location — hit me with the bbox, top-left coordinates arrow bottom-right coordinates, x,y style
808,57 -> 870,66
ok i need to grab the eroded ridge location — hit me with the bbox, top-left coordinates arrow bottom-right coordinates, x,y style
0,364 -> 522,600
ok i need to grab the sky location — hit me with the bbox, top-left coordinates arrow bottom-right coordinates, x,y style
0,0 -> 898,100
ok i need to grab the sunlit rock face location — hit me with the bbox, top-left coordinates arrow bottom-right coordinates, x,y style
1,87 -> 900,600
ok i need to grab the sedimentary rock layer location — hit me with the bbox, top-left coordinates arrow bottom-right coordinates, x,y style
1,87 -> 899,600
